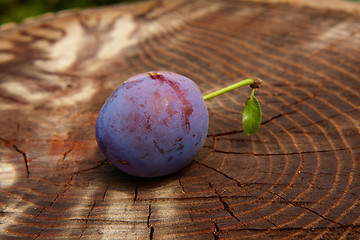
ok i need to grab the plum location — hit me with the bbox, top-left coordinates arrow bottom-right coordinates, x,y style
96,71 -> 209,177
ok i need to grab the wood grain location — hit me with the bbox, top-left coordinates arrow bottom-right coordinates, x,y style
0,0 -> 359,239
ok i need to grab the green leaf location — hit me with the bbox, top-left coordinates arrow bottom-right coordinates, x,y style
242,90 -> 262,135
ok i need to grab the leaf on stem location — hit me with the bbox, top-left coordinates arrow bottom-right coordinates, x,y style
242,90 -> 262,135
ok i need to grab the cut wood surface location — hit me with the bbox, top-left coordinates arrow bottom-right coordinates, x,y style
1,0 -> 360,239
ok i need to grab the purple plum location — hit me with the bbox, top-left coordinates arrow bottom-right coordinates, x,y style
96,71 -> 209,177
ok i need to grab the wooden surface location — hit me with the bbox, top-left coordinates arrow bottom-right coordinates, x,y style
1,0 -> 360,239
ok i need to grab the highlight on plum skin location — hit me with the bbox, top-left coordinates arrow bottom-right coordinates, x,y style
95,71 -> 209,177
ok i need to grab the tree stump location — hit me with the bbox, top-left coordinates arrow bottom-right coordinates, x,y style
1,0 -> 359,239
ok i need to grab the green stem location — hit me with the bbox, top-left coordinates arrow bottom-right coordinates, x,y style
251,88 -> 255,98
203,78 -> 254,101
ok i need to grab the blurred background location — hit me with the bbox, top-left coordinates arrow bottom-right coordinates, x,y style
0,0 -> 137,25
0,0 -> 360,25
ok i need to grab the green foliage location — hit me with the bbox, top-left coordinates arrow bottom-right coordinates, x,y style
0,0 -> 136,25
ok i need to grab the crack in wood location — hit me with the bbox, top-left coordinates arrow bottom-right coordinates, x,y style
37,159 -> 107,217
147,203 -> 152,228
33,229 -> 43,240
188,206 -> 194,222
194,160 -> 248,192
79,200 -> 97,238
12,144 -> 29,177
206,109 -> 298,138
209,182 -> 246,226
178,177 -> 186,193
210,147 -> 358,156
149,226 -> 154,240
212,231 -> 220,240
211,149 -> 252,155
261,110 -> 298,126
1,137 -> 30,177
79,186 -> 108,238
0,136 -> 11,145
212,221 -> 221,240
285,108 -> 359,132
75,159 -> 107,174
290,88 -> 324,106
101,185 -> 109,201
254,147 -> 358,156
61,145 -> 74,161
121,194 -> 253,203
216,224 -> 360,233
36,175 -> 74,217
270,191 -> 343,227
147,203 -> 154,240
207,130 -> 243,138
134,182 -> 139,203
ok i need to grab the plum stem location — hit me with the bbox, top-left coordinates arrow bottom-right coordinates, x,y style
203,78 -> 262,101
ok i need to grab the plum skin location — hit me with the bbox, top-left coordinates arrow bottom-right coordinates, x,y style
95,71 -> 209,177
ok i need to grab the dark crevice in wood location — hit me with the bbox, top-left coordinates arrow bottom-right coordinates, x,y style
266,218 -> 279,228
188,206 -> 194,222
37,163 -> 108,217
80,186 -> 108,238
80,200 -> 97,238
300,170 -> 360,177
209,182 -> 246,226
261,110 -> 298,125
213,220 -> 220,232
101,185 -> 109,201
270,191 -> 342,227
120,194 -> 253,202
79,202 -> 96,238
285,130 -> 359,137
149,226 -> 154,240
252,209 -> 279,228
147,203 -> 152,228
207,130 -> 243,138
69,218 -> 142,223
212,221 -> 221,240
254,147 -> 358,156
178,177 -> 186,193
285,108 -> 359,132
147,203 -> 154,240
212,231 -> 220,240
211,150 -> 252,155
291,88 -> 324,105
211,147 -> 358,156
134,182 -> 139,203
220,224 -> 360,233
193,160 -> 246,190
61,145 -> 74,161
75,159 -> 107,174
36,175 -> 74,217
12,144 -> 29,177
1,135 -> 29,177
67,215 -> 360,231
33,229 -> 43,240
203,145 -> 215,150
